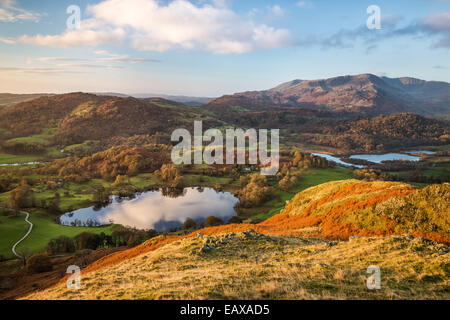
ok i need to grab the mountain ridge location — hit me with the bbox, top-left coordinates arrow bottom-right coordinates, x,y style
207,74 -> 450,116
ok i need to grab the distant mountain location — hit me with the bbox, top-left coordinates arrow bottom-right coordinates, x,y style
207,74 -> 450,116
93,92 -> 215,106
0,93 -> 53,106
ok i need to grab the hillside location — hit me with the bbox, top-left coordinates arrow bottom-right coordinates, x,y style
207,74 -> 450,116
55,97 -> 183,145
0,93 -> 106,139
0,93 -> 53,107
309,113 -> 449,152
0,93 -> 219,151
275,180 -> 449,243
22,180 -> 450,300
23,233 -> 450,300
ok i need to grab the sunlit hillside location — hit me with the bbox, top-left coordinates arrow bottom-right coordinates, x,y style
23,180 -> 450,300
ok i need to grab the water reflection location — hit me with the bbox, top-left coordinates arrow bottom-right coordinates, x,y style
312,153 -> 364,168
59,187 -> 239,232
349,153 -> 420,164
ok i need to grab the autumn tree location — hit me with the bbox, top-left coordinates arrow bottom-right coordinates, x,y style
237,174 -> 271,208
154,164 -> 184,188
182,218 -> 197,230
9,180 -> 35,210
205,216 -> 224,227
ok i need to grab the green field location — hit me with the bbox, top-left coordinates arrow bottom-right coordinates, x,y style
0,173 -> 161,259
0,211 -> 115,259
7,128 -> 57,146
0,166 -> 354,259
0,153 -> 42,164
423,163 -> 450,177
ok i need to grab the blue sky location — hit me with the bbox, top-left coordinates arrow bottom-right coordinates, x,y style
0,0 -> 449,96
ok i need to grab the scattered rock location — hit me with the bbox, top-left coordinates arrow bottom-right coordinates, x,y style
242,229 -> 263,239
413,237 -> 435,245
327,241 -> 338,247
201,244 -> 215,253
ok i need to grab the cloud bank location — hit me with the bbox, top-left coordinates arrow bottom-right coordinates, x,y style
14,0 -> 293,54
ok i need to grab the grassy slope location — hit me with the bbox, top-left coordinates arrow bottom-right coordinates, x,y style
0,212 -> 28,258
0,154 -> 42,164
0,128 -> 63,162
22,179 -> 450,300
6,128 -> 57,145
272,180 -> 449,243
24,233 -> 449,300
0,174 -> 158,258
0,212 -> 115,259
252,167 -> 353,220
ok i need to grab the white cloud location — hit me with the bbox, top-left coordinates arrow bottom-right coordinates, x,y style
0,0 -> 15,6
37,51 -> 160,64
422,11 -> 450,32
296,1 -> 312,8
0,0 -> 41,22
0,36 -> 16,44
12,0 -> 292,54
0,66 -> 88,74
18,18 -> 126,47
270,5 -> 284,17
56,64 -> 124,70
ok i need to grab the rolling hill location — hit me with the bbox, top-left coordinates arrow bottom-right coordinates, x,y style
0,93 -> 220,149
0,93 -> 53,107
207,74 -> 450,116
22,180 -> 450,300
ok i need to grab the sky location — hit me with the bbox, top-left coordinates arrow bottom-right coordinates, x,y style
0,0 -> 449,96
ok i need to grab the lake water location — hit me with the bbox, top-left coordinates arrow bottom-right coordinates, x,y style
59,187 -> 239,232
406,150 -> 436,155
349,153 -> 420,164
313,151 -> 430,167
312,153 -> 364,168
0,161 -> 40,167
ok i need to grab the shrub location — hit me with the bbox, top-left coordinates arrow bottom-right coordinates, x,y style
26,254 -> 53,273
237,174 -> 271,208
182,218 -> 197,230
205,216 -> 224,227
45,236 -> 76,255
228,216 -> 242,224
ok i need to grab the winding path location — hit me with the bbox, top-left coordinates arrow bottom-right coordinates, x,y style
11,211 -> 33,259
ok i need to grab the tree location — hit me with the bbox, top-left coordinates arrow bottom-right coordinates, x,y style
17,248 -> 32,267
9,182 -> 35,211
26,254 -> 53,273
154,164 -> 184,188
237,174 -> 271,208
205,216 -> 224,227
113,174 -> 130,186
75,232 -> 102,250
45,236 -> 75,255
92,184 -> 110,206
182,218 -> 197,230
48,193 -> 61,215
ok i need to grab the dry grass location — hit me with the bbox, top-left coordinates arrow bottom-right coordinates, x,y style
24,232 -> 449,300
22,180 -> 449,300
